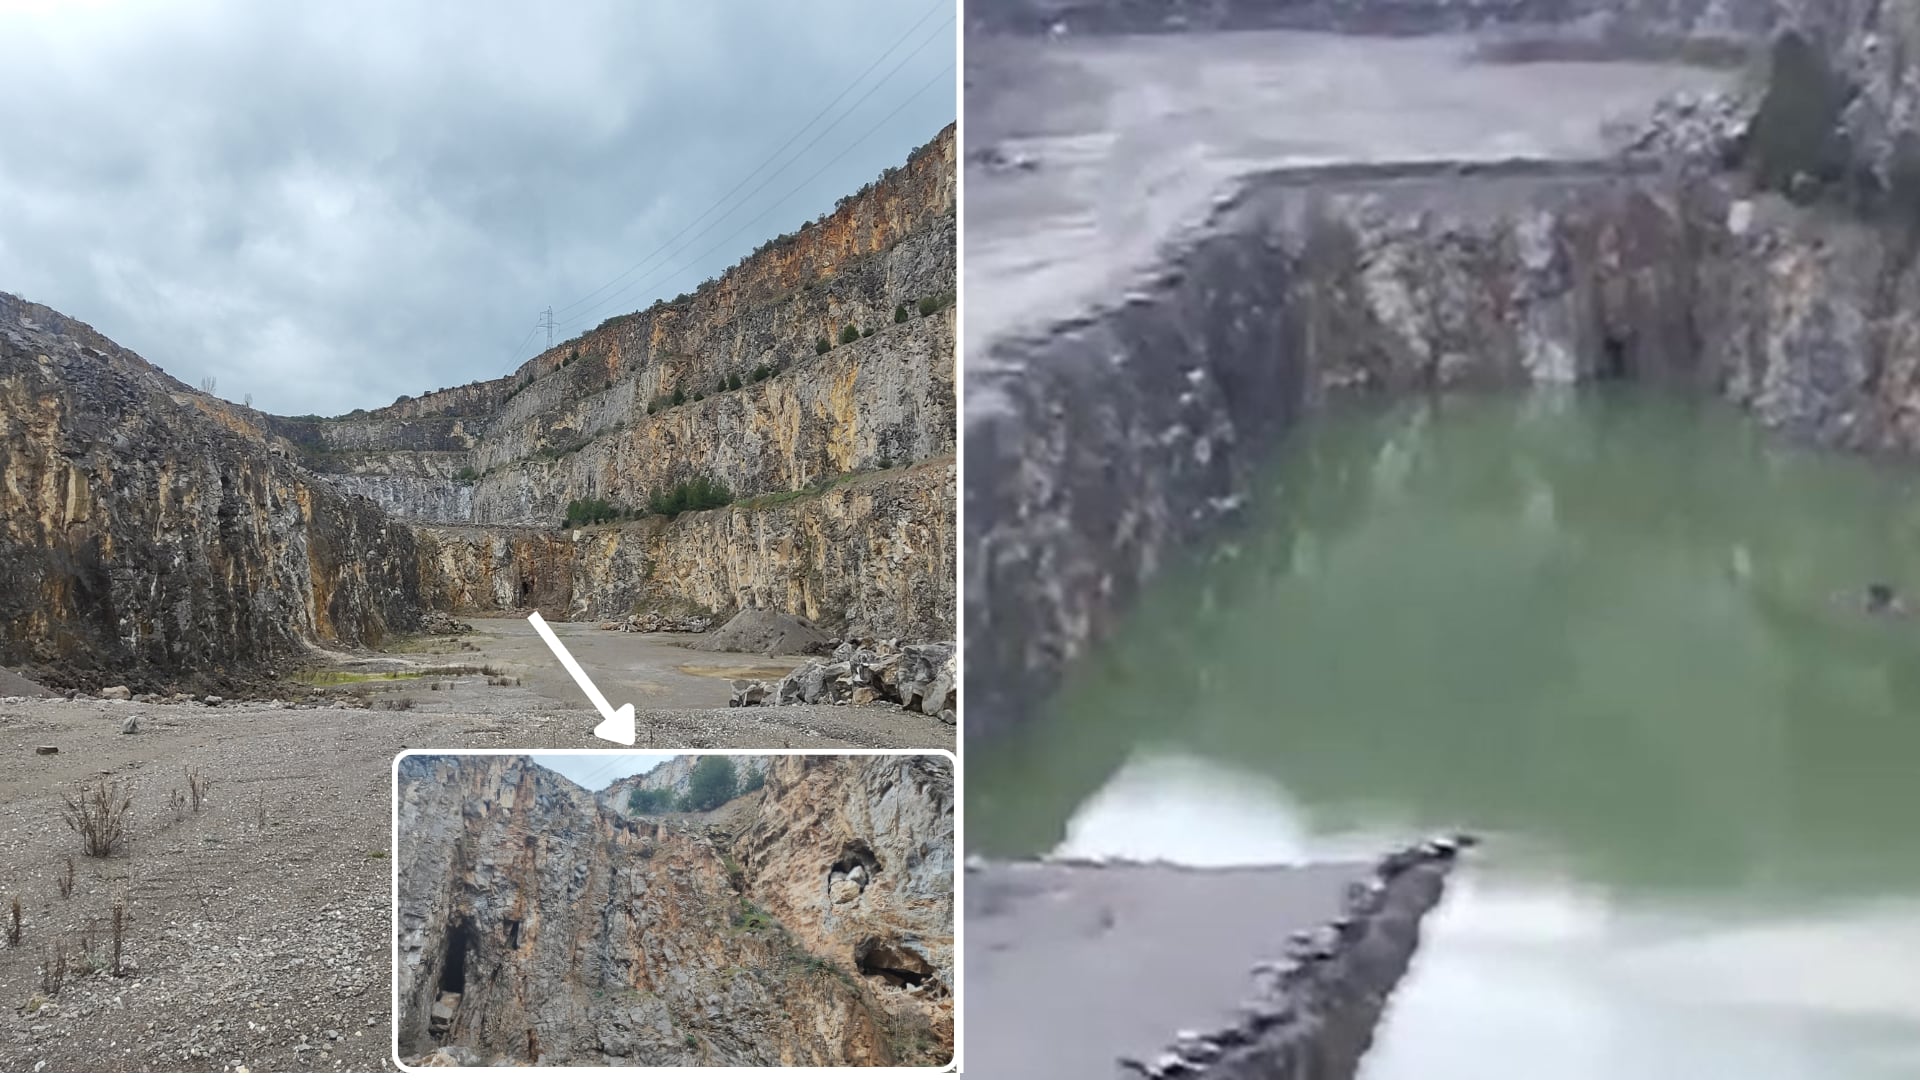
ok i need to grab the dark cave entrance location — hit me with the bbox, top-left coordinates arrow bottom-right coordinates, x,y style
854,936 -> 937,990
1599,335 -> 1633,381
830,839 -> 882,878
440,919 -> 472,994
505,918 -> 521,950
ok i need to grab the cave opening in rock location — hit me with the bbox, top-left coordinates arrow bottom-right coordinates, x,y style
440,919 -> 472,993
854,936 -> 935,989
831,839 -> 882,878
1599,335 -> 1633,381
505,918 -> 520,950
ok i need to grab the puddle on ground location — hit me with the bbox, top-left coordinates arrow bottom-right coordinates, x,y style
676,663 -> 797,681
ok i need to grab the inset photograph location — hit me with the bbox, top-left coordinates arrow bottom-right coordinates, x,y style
393,751 -> 954,1069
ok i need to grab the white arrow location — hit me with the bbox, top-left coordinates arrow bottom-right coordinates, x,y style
527,611 -> 634,745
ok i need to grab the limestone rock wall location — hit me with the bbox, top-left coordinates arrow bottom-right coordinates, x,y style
467,312 -> 955,527
420,458 -> 955,638
394,754 -> 953,1068
273,125 -> 956,535
0,292 -> 421,692
248,128 -> 957,637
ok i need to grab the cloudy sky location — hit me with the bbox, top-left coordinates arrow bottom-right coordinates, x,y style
0,0 -> 955,414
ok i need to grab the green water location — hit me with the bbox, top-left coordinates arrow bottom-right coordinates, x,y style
969,388 -> 1920,1078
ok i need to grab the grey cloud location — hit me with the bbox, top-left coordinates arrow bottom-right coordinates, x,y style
0,0 -> 955,413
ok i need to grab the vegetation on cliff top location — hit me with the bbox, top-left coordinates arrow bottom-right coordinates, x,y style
624,759 -> 765,815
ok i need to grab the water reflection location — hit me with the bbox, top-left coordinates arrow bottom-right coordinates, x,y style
971,389 -> 1920,1076
1058,754 -> 1920,1080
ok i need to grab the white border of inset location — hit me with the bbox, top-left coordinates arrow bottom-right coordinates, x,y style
389,748 -> 962,1076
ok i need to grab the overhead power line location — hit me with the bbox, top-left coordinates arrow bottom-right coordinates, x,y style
556,59 -> 955,338
546,0 -> 953,325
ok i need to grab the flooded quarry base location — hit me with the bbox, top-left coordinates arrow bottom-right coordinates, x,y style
970,389 -> 1920,1078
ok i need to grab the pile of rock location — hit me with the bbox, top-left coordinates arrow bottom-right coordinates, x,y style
598,610 -> 714,634
728,639 -> 956,723
419,612 -> 474,636
1615,90 -> 1752,168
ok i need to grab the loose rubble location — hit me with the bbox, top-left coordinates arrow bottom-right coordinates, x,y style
597,610 -> 714,634
728,639 -> 957,722
1614,89 -> 1752,167
418,612 -> 475,636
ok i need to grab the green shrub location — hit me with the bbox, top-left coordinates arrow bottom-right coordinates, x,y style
839,323 -> 860,344
679,756 -> 737,812
716,378 -> 727,394
563,497 -> 628,528
1748,31 -> 1852,199
647,402 -> 658,415
627,788 -> 673,814
647,475 -> 734,518
862,327 -> 874,338
815,337 -> 831,355
454,466 -> 478,483
894,303 -> 909,323
671,386 -> 685,406
728,373 -> 742,391
752,364 -> 771,382
740,766 -> 766,794
694,391 -> 705,402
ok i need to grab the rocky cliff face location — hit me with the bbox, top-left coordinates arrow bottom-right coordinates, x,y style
968,159 -> 1920,735
418,457 -> 955,638
0,292 -> 421,692
394,754 -> 953,1067
964,3 -> 1920,736
274,125 -> 958,638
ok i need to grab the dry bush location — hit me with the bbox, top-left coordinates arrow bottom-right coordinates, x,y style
256,792 -> 268,833
111,899 -> 125,978
185,766 -> 212,812
39,940 -> 66,995
168,789 -> 186,822
62,779 -> 133,857
7,896 -> 19,947
56,858 -> 74,901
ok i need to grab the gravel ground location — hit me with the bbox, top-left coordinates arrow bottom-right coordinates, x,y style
0,628 -> 950,1071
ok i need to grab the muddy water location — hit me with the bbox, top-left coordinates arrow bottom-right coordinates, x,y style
968,388 -> 1920,1078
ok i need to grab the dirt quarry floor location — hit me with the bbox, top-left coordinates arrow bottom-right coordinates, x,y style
962,28 -> 1738,373
0,622 -> 948,1072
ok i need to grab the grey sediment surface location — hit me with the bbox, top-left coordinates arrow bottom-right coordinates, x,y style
965,840 -> 1470,1079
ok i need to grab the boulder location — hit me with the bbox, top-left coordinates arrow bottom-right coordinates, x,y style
99,685 -> 131,701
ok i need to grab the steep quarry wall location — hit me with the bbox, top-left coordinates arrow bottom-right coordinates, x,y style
394,754 -> 953,1067
420,458 -> 954,638
0,292 -> 421,691
255,126 -> 957,637
465,313 -> 955,528
965,2 -> 1920,730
